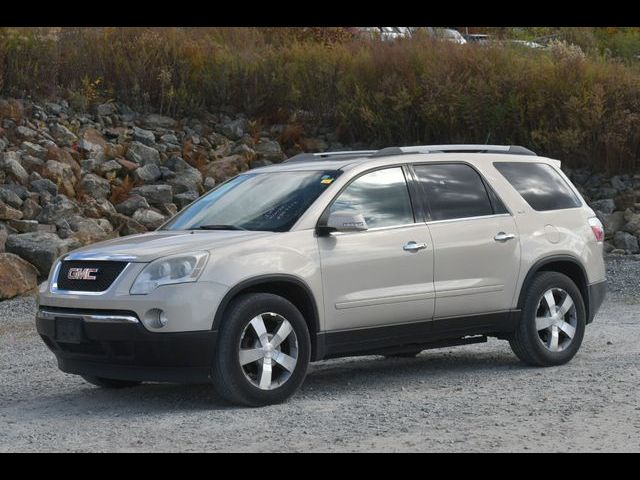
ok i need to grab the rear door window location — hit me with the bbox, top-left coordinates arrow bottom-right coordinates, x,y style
413,163 -> 496,221
493,162 -> 581,211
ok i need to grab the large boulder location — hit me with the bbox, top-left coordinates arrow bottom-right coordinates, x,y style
78,173 -> 111,200
0,253 -> 38,299
110,212 -> 147,236
132,208 -> 166,230
126,141 -> 160,166
590,198 -> 616,214
41,160 -> 77,197
21,141 -> 47,159
0,187 -> 23,209
30,178 -> 58,197
131,184 -> 173,207
49,123 -> 78,146
133,163 -> 162,183
132,126 -> 156,146
603,211 -> 626,238
1,152 -> 29,184
66,216 -> 112,245
621,210 -> 640,237
139,114 -> 176,129
115,195 -> 150,216
166,167 -> 202,194
21,198 -> 42,221
36,194 -> 80,224
206,155 -> 249,183
81,197 -> 117,219
615,190 -> 640,211
220,118 -> 247,140
174,191 -> 199,210
96,103 -> 115,116
0,201 -> 23,221
613,231 -> 640,253
5,231 -> 80,276
254,139 -> 284,162
77,128 -> 106,156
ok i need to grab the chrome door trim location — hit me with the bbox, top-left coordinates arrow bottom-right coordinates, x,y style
328,222 -> 426,236
426,213 -> 512,226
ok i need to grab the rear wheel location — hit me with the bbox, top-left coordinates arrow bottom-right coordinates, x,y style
212,293 -> 311,407
509,271 -> 586,367
81,376 -> 141,389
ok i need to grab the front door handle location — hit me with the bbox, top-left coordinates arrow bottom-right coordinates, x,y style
403,241 -> 427,252
494,232 -> 516,242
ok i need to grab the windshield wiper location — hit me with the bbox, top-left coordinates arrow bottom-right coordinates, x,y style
196,224 -> 248,231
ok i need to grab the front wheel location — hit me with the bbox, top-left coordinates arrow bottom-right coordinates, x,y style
509,271 -> 586,367
212,293 -> 311,407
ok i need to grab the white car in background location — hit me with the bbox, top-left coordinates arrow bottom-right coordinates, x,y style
434,28 -> 467,44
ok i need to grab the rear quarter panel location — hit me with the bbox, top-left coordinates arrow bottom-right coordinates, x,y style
477,159 -> 606,310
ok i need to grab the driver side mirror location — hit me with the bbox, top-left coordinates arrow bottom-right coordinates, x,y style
319,211 -> 368,235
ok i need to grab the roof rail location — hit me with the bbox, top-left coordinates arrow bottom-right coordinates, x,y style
283,150 -> 377,163
282,144 -> 537,163
373,144 -> 537,156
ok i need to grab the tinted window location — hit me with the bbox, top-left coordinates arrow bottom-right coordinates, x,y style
163,170 -> 341,232
329,167 -> 414,228
413,164 -> 494,221
494,162 -> 581,211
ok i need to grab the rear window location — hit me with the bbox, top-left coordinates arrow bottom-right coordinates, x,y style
493,162 -> 581,211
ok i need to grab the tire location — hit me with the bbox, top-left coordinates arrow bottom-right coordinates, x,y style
509,271 -> 586,367
212,293 -> 311,407
81,376 -> 142,389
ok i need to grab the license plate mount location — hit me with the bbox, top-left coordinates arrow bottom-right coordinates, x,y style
55,317 -> 84,344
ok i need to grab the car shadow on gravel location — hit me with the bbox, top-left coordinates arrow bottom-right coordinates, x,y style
28,348 -> 525,414
302,348 -> 527,393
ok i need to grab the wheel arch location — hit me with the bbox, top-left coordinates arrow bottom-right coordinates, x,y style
213,275 -> 322,359
517,255 -> 591,321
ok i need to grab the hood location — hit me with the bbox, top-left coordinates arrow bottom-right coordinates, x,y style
65,230 -> 275,263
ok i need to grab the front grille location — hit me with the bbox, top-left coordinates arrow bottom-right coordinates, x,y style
56,261 -> 128,292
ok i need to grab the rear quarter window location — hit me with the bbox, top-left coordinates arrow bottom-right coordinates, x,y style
493,162 -> 582,211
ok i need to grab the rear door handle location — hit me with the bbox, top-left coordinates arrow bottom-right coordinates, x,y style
403,241 -> 427,252
494,232 -> 516,242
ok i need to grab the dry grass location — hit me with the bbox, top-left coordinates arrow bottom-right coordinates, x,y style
2,27 -> 640,171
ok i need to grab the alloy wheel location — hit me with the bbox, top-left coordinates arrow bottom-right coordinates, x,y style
535,288 -> 578,352
238,312 -> 299,390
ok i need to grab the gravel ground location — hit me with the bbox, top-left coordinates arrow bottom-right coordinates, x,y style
1,260 -> 639,452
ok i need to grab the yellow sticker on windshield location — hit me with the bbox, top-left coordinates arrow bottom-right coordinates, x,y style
320,175 -> 334,184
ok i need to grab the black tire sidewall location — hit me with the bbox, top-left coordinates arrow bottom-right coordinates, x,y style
214,293 -> 311,406
522,272 -> 586,365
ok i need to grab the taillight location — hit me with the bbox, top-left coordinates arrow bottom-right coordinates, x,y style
588,217 -> 604,242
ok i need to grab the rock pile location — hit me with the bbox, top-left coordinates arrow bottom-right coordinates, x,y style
0,98 -> 298,298
567,169 -> 640,255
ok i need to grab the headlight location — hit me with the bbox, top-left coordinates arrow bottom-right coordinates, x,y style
130,251 -> 209,295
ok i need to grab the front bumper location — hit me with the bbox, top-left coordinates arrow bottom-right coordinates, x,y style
36,308 -> 217,383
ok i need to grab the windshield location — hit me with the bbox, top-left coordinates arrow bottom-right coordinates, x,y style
162,170 -> 341,232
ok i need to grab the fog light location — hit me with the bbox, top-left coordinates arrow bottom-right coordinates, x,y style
143,308 -> 168,329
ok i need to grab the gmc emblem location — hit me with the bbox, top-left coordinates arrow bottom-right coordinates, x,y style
67,267 -> 99,280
